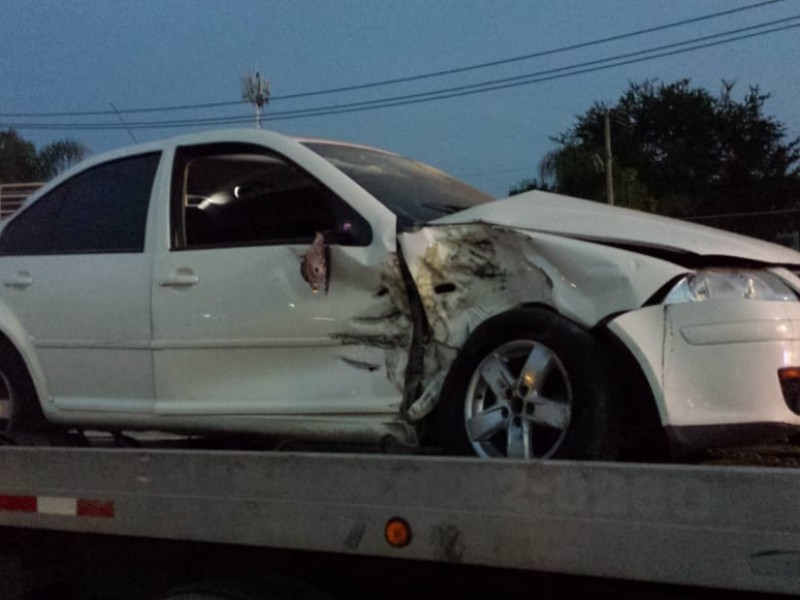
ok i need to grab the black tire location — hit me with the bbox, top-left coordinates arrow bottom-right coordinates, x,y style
435,306 -> 621,460
0,339 -> 45,434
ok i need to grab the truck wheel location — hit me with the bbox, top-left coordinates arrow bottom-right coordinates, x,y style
0,340 -> 44,434
436,307 -> 621,460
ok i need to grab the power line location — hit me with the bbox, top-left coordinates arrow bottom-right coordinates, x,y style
8,18 -> 800,129
262,16 -> 800,120
270,0 -> 788,101
110,102 -> 138,143
260,21 -> 800,123
0,0 -> 786,119
3,16 -> 797,132
0,99 -> 247,119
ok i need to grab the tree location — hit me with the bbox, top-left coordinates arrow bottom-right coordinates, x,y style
36,139 -> 89,180
537,144 -> 604,202
508,177 -> 554,196
0,130 -> 38,183
0,129 -> 88,183
520,80 -> 800,220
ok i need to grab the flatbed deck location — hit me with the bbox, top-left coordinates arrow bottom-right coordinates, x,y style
0,447 -> 798,596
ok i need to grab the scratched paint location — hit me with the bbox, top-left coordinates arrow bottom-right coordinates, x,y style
396,223 -> 688,419
331,253 -> 414,393
399,224 -> 686,349
329,222 -> 686,422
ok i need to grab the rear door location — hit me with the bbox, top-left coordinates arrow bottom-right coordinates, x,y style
0,153 -> 161,416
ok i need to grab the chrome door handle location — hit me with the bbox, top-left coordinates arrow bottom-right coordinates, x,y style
158,269 -> 199,287
3,272 -> 33,288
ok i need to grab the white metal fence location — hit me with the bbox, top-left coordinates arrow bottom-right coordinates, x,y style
0,182 -> 42,219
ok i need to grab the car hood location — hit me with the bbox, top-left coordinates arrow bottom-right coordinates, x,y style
431,190 -> 800,266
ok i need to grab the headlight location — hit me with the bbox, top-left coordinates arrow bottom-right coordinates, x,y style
664,269 -> 798,304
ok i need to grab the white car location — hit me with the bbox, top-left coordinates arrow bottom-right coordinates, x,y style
1,128 -> 799,460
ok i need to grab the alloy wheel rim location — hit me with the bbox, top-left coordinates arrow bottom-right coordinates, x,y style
464,340 -> 573,459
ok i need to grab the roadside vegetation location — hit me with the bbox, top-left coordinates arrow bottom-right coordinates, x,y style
512,79 -> 800,241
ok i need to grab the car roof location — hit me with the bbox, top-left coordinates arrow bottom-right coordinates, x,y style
290,136 -> 397,156
64,129 -> 397,175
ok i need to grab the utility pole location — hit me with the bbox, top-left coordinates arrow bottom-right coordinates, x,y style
604,108 -> 614,206
241,70 -> 270,128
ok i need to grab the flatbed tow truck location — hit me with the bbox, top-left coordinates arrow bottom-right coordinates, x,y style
0,435 -> 798,600
2,128 -> 800,598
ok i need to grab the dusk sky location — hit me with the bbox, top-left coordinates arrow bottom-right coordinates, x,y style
1,0 -> 799,196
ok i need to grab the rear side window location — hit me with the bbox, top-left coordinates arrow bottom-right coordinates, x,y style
0,153 -> 160,255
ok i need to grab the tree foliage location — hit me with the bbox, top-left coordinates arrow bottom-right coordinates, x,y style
36,139 -> 89,180
0,129 -> 88,183
0,130 -> 38,183
524,80 -> 800,220
508,177 -> 554,196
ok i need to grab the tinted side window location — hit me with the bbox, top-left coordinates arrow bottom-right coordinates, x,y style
173,144 -> 371,249
0,153 -> 160,255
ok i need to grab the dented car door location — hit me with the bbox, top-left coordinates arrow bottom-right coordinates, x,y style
150,141 -> 412,431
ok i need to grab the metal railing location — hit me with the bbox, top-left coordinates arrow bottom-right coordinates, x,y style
0,182 -> 43,219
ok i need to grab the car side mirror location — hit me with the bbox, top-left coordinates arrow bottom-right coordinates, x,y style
300,232 -> 330,294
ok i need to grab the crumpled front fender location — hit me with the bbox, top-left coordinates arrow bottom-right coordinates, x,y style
396,223 -> 687,421
398,223 -> 686,349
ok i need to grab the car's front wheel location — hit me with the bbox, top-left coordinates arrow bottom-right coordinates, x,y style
436,307 -> 621,460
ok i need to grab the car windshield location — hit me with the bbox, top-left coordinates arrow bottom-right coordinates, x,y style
302,142 -> 495,226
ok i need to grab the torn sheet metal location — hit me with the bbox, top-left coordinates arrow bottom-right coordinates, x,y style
300,232 -> 329,293
405,371 -> 447,421
330,251 -> 413,392
398,223 -> 686,350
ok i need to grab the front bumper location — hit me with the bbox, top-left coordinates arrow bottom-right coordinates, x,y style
608,299 -> 800,449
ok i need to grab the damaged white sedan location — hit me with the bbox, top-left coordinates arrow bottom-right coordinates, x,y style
1,128 -> 800,460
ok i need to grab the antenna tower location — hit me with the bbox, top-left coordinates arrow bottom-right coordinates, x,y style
241,70 -> 270,128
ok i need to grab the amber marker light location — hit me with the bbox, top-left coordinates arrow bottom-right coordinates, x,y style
778,367 -> 800,413
385,517 -> 412,548
779,367 -> 800,380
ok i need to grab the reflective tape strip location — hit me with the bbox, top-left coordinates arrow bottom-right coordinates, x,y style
0,495 -> 36,512
77,498 -> 115,518
0,494 -> 114,518
38,496 -> 77,515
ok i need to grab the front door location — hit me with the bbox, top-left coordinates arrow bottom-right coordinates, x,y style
151,143 -> 410,423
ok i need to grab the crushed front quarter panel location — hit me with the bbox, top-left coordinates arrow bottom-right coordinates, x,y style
397,223 -> 688,421
398,223 -> 687,348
